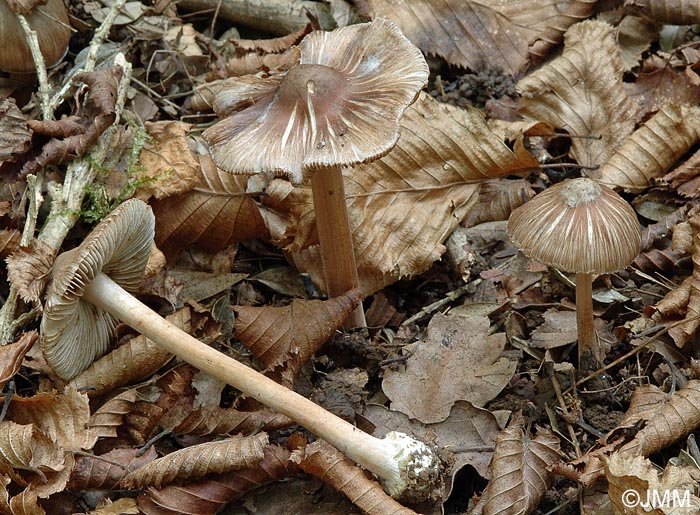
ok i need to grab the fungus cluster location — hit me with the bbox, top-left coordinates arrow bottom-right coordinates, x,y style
203,18 -> 429,327
507,177 -> 642,364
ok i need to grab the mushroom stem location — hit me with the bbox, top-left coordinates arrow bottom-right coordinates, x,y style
575,273 -> 597,364
82,272 -> 437,499
311,166 -> 366,328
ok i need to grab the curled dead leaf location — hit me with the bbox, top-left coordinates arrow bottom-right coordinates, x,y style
291,439 -> 422,515
518,20 -> 640,168
6,239 -> 54,305
68,447 -> 157,491
478,413 -> 561,515
233,289 -> 362,373
122,432 -> 268,489
593,104 -> 700,192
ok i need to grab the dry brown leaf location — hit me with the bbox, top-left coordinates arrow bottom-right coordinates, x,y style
0,98 -> 31,162
462,179 -> 535,227
593,103 -> 700,192
135,121 -> 201,200
616,17 -> 662,72
0,331 -> 36,390
366,0 -> 529,76
518,20 -> 641,168
88,389 -> 138,440
0,421 -> 65,479
276,93 -> 539,296
665,208 -> 700,347
0,229 -> 20,259
173,406 -> 293,436
578,380 -> 700,485
291,439 -> 421,515
478,413 -> 561,515
141,269 -> 246,308
624,0 -> 700,24
233,289 -> 362,372
6,239 -> 54,305
605,454 -> 700,515
152,154 -> 268,260
68,447 -> 157,491
9,487 -> 43,515
137,444 -> 298,515
122,432 -> 268,489
68,308 -> 190,396
7,387 -> 97,451
382,314 -> 516,423
664,149 -> 700,199
79,498 -> 140,514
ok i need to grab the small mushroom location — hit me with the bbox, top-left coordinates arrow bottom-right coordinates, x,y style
507,177 -> 641,364
41,199 -> 440,500
203,18 -> 429,327
0,0 -> 71,73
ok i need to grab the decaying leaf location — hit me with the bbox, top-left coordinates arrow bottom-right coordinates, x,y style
605,453 -> 700,515
122,432 -> 268,489
9,487 -> 44,515
0,229 -> 20,259
0,98 -> 31,161
19,66 -> 122,177
0,422 -> 65,478
135,121 -> 201,200
593,103 -> 700,192
173,406 -> 293,436
624,0 -> 700,24
137,444 -> 299,515
477,413 -> 561,515
233,289 -> 362,372
79,498 -> 139,514
382,314 -> 517,423
291,439 -> 422,515
0,331 -> 37,390
88,389 -> 138,440
68,308 -> 189,396
366,0 -> 530,76
518,20 -> 641,168
7,387 -> 97,451
6,239 -> 54,305
461,179 -> 535,227
576,380 -> 700,485
152,154 -> 268,260
68,447 -> 157,491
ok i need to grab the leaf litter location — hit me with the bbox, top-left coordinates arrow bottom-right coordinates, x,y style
0,1 -> 700,514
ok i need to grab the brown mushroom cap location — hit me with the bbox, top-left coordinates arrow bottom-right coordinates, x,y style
203,18 -> 429,183
41,199 -> 155,380
0,0 -> 71,73
507,178 -> 641,274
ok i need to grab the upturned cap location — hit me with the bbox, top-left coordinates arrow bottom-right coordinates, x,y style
203,18 -> 429,183
507,178 -> 642,274
41,199 -> 155,379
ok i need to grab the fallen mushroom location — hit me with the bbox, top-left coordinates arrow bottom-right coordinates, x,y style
507,177 -> 641,364
203,18 -> 429,328
40,199 -> 440,500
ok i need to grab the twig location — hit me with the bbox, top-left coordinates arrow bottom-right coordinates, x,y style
15,14 -> 50,119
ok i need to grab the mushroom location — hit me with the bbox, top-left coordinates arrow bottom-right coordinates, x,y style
0,0 -> 71,73
203,18 -> 429,328
507,177 -> 641,364
41,199 -> 440,500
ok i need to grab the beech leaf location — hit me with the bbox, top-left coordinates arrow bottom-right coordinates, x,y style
152,154 -> 268,260
6,239 -> 54,305
68,447 -> 157,491
122,432 -> 268,489
478,413 -> 561,515
592,103 -> 700,192
233,289 -> 362,372
0,98 -> 31,161
518,20 -> 641,167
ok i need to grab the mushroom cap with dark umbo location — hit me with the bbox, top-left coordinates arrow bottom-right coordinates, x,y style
507,177 -> 642,274
203,18 -> 429,183
41,199 -> 155,380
